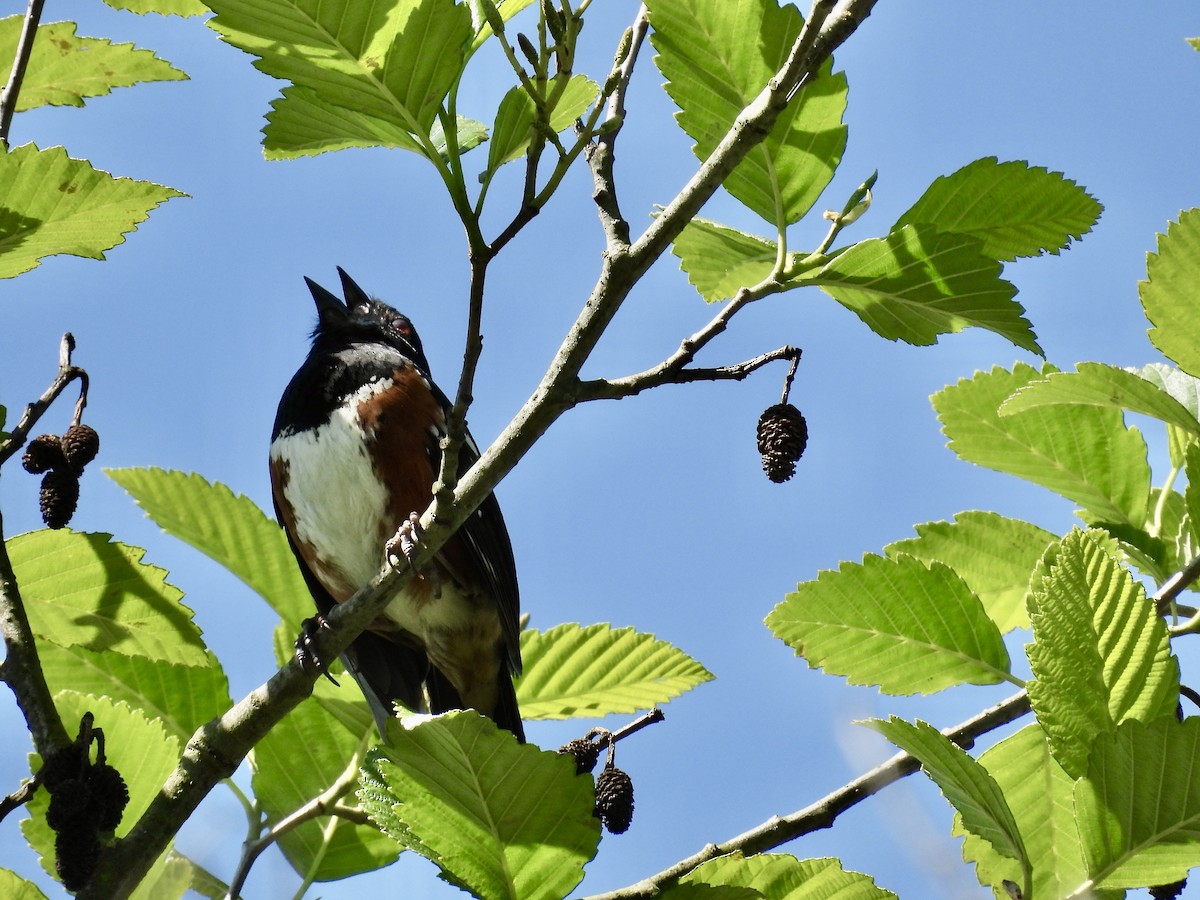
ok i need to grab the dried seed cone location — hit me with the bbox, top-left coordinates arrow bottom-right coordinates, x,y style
22,433 -> 65,474
40,469 -> 80,529
40,746 -> 87,792
55,822 -> 100,892
594,766 -> 634,834
756,403 -> 808,483
46,777 -> 92,831
557,738 -> 602,775
61,424 -> 100,473
1150,879 -> 1187,900
87,763 -> 130,832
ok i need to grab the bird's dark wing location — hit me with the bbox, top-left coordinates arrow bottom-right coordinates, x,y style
427,384 -> 522,676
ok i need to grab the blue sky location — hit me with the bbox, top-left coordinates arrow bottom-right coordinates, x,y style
2,2 -> 1199,898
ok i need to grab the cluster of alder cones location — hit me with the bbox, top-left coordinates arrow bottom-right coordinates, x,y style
21,423 -> 99,528
558,735 -> 636,835
39,739 -> 129,891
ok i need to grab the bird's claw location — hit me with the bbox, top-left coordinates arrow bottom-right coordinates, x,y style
385,512 -> 423,570
295,615 -> 340,686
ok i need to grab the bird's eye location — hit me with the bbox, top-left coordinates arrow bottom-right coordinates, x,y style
393,318 -> 411,335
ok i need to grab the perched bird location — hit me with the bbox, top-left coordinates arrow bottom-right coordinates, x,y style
269,268 -> 524,741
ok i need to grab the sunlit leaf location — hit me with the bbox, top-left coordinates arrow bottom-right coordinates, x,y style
485,76 -> 598,175
885,511 -> 1054,633
516,623 -> 713,719
672,218 -> 780,302
8,530 -> 208,666
932,363 -> 1151,527
802,225 -> 1039,352
767,553 -> 1011,694
359,712 -> 599,900
107,468 -> 310,624
1026,529 -> 1178,779
0,143 -> 184,279
958,724 -> 1119,900
999,362 -> 1200,437
206,0 -> 473,160
1142,208 -> 1200,378
681,852 -> 897,899
102,0 -> 208,13
1075,717 -> 1200,888
867,717 -> 1028,873
648,0 -> 846,226
894,157 -> 1101,261
0,18 -> 186,111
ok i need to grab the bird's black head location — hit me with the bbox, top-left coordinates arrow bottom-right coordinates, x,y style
304,267 -> 433,377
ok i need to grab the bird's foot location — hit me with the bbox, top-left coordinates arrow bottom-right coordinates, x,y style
385,512 -> 423,570
295,615 -> 340,686
385,512 -> 443,597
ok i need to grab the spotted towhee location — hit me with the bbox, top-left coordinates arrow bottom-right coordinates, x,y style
269,268 -> 524,741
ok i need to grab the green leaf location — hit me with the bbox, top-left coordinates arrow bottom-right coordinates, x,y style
932,363 -> 1151,527
206,0 -> 473,160
1075,717 -> 1200,888
262,85 -> 488,160
681,852 -> 898,899
1142,209 -> 1200,377
648,0 -> 847,226
38,641 -> 230,743
7,530 -> 208,666
999,362 -> 1200,437
894,157 -> 1101,261
102,0 -> 208,13
868,717 -> 1028,879
672,218 -> 780,302
0,868 -> 49,900
358,712 -> 600,900
802,224 -> 1040,352
0,143 -> 185,279
1186,443 -> 1200,558
22,693 -> 182,880
515,623 -> 713,719
1026,529 -> 1179,779
485,76 -> 598,175
885,511 -> 1055,633
107,468 -> 311,625
251,679 -> 398,881
958,725 -> 1119,900
0,18 -> 186,112
766,553 -> 1011,695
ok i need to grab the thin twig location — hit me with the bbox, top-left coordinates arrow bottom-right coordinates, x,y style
0,0 -> 44,146
583,690 -> 1032,900
0,773 -> 40,824
0,333 -> 89,466
225,754 -> 365,900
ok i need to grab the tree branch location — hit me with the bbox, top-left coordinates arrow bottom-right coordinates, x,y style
0,0 -> 44,147
583,689 -> 1033,900
79,3 -> 884,894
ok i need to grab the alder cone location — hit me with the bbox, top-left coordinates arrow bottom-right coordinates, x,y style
61,423 -> 100,473
594,766 -> 634,834
557,738 -> 602,775
40,469 -> 80,529
756,403 -> 808,483
22,433 -> 65,474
